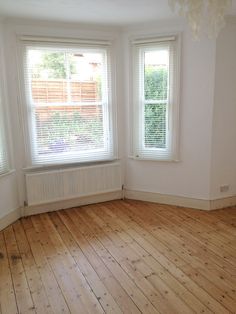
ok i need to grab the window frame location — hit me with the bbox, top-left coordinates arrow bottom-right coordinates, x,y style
19,38 -> 117,168
0,61 -> 10,176
131,34 -> 181,162
0,96 -> 10,176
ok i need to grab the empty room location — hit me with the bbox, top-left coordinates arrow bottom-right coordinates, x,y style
0,0 -> 236,313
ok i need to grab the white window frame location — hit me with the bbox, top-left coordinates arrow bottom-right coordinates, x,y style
0,97 -> 9,176
132,35 -> 181,161
19,37 -> 117,168
0,65 -> 10,176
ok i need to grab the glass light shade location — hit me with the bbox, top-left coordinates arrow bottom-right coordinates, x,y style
169,0 -> 232,38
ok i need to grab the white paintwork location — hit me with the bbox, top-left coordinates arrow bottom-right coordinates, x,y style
0,0 -> 175,26
23,190 -> 122,216
0,172 -> 19,220
210,195 -> 236,210
0,19 -> 125,224
123,20 -> 216,200
0,207 -> 21,231
125,189 -> 211,210
0,23 -> 20,223
210,18 -> 236,200
125,189 -> 236,211
1,15 -> 236,231
25,162 -> 122,206
0,0 -> 236,26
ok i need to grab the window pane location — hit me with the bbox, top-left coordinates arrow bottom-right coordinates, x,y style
69,53 -> 102,103
29,50 -> 67,104
133,39 -> 179,161
25,46 -> 113,165
28,50 -> 102,104
144,103 -> 167,149
0,132 -> 8,174
35,105 -> 104,155
144,50 -> 168,101
0,85 -> 9,174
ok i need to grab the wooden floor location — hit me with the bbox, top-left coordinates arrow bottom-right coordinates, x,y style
0,200 -> 236,314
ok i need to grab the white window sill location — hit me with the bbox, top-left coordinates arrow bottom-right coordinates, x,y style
128,155 -> 180,162
23,158 -> 120,173
0,169 -> 16,179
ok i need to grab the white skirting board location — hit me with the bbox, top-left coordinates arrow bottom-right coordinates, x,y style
210,195 -> 236,210
23,190 -> 123,216
125,189 -> 211,210
1,189 -> 236,231
0,191 -> 122,230
125,189 -> 236,211
0,208 -> 21,231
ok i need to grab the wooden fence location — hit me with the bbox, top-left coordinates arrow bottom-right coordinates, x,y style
32,79 -> 99,103
32,79 -> 101,119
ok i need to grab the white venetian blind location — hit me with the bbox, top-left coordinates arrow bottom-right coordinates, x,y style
133,37 -> 179,161
22,42 -> 115,166
0,95 -> 9,175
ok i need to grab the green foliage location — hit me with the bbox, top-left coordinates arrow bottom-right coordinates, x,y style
144,66 -> 168,149
36,110 -> 104,154
37,52 -> 76,79
145,104 -> 166,149
144,66 -> 168,100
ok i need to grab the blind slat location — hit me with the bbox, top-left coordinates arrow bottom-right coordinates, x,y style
0,97 -> 9,175
133,37 -> 180,161
23,43 -> 115,166
132,36 -> 176,44
20,36 -> 111,46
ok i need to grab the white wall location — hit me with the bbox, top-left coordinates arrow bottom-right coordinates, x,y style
0,22 -> 20,219
1,16 -> 235,222
0,173 -> 19,219
210,19 -> 236,200
123,20 -> 216,200
2,18 -> 125,209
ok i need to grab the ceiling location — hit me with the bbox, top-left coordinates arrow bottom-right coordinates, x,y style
0,0 -> 236,26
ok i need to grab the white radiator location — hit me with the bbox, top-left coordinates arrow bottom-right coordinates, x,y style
25,162 -> 122,206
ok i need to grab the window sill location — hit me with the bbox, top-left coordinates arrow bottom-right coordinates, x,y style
0,169 -> 16,179
23,158 -> 120,173
128,155 -> 180,162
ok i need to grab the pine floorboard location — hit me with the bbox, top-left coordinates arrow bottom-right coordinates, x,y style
0,199 -> 236,313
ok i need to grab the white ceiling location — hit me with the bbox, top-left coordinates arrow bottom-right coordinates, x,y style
0,0 -> 236,26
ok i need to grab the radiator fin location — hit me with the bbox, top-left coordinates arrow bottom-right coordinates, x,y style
25,163 -> 121,206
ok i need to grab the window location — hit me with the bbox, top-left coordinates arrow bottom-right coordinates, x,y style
0,94 -> 9,175
22,41 -> 116,166
132,36 -> 180,161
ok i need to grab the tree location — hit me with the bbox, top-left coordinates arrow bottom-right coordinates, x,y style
145,104 -> 166,148
144,66 -> 168,100
36,52 -> 76,79
144,66 -> 168,148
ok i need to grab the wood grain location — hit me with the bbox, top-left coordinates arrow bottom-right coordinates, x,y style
0,199 -> 235,313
